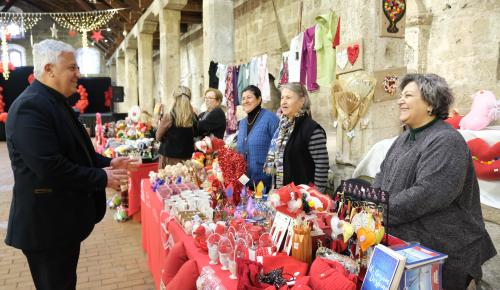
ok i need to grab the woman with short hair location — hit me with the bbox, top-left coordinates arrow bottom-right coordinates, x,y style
156,86 -> 198,169
373,73 -> 496,289
265,82 -> 329,192
198,88 -> 226,139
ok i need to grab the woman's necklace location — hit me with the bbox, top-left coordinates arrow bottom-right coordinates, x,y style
247,109 -> 261,126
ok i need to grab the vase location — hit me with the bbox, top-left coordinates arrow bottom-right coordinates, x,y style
228,260 -> 237,280
208,244 -> 219,265
219,252 -> 229,270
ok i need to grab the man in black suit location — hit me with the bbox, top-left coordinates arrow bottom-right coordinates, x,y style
5,39 -> 135,290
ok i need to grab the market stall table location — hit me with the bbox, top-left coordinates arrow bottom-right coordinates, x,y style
127,162 -> 158,221
141,178 -> 237,290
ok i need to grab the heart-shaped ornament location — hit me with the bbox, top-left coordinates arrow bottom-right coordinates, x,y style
337,49 -> 348,70
347,44 -> 359,65
342,222 -> 354,243
357,227 -> 376,252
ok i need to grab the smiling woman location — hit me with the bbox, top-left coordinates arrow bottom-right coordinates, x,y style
373,74 -> 497,290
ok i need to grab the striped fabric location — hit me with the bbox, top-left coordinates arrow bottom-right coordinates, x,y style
308,128 -> 329,192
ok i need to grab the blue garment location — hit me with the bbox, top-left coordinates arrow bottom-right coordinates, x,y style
237,109 -> 279,189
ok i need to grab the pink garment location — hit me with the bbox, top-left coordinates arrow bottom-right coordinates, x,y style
300,26 -> 319,92
225,66 -> 238,133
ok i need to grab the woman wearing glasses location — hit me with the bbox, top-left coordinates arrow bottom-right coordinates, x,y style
265,82 -> 329,193
237,85 -> 279,190
198,88 -> 226,139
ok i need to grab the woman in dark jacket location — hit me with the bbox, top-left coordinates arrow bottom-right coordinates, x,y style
198,88 -> 226,139
156,86 -> 197,169
373,74 -> 496,289
265,82 -> 329,192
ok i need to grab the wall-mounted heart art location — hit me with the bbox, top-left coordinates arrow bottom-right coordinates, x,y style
336,39 -> 364,75
379,0 -> 406,38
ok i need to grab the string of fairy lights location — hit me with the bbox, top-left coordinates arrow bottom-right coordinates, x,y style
0,9 -> 122,79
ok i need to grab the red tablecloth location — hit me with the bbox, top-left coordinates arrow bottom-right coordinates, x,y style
128,162 -> 158,217
141,179 -> 237,290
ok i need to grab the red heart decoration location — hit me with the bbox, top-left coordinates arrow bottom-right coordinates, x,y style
467,138 -> 500,180
347,44 -> 359,65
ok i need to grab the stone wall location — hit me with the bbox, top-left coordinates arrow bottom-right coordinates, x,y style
406,0 -> 500,120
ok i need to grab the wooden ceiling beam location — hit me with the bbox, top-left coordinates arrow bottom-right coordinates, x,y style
74,0 -> 95,11
180,12 -> 202,24
1,0 -> 17,12
182,1 -> 202,13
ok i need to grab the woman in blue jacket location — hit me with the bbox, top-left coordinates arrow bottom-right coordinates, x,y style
237,85 -> 279,190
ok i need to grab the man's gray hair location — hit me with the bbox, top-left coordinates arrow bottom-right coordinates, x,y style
398,73 -> 454,120
280,82 -> 311,116
32,39 -> 75,79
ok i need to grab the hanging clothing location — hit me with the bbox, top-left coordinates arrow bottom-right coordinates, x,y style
248,57 -> 259,86
208,61 -> 219,89
217,63 -> 228,105
232,65 -> 240,106
288,32 -> 304,83
315,10 -> 340,87
225,66 -> 238,133
237,63 -> 250,104
258,54 -> 271,103
279,51 -> 289,85
300,26 -> 319,92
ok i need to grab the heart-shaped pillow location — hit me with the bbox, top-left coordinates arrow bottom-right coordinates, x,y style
467,138 -> 500,180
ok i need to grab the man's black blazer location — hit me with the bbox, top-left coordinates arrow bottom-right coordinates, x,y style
5,80 -> 111,251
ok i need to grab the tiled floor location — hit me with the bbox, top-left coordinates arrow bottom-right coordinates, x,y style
0,142 -> 155,290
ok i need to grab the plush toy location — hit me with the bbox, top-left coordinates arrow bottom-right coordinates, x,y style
444,109 -> 463,129
460,90 -> 500,130
467,138 -> 500,180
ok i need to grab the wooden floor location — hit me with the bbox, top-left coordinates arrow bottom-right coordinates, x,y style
0,142 -> 155,290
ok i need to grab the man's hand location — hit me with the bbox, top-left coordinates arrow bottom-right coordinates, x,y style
110,156 -> 139,172
104,167 -> 128,191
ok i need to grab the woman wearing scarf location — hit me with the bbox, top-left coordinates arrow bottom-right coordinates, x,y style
236,85 -> 279,190
265,82 -> 329,192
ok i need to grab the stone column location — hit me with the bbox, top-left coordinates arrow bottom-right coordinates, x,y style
202,0 -> 234,88
124,38 -> 139,112
158,0 -> 187,105
115,51 -> 126,113
137,20 -> 157,115
405,1 -> 433,73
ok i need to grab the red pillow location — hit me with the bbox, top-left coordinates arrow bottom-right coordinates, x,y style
162,241 -> 188,286
467,138 -> 500,180
263,254 -> 309,278
309,258 -> 357,290
166,259 -> 199,290
444,109 -> 463,129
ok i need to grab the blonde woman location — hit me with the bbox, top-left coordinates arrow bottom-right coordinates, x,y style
156,86 -> 198,169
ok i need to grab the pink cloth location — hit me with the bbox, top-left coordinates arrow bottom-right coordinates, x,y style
300,26 -> 319,92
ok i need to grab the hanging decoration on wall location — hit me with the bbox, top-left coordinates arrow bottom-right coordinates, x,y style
331,74 -> 376,160
73,84 -> 89,113
91,30 -> 104,42
373,67 -> 406,102
68,30 -> 78,37
50,23 -> 59,39
336,39 -> 364,75
379,0 -> 406,38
